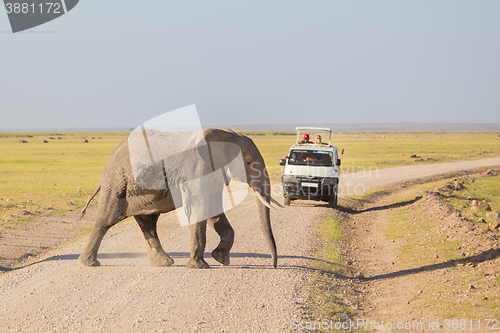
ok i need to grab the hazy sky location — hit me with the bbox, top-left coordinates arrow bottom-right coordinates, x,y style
1,1 -> 499,129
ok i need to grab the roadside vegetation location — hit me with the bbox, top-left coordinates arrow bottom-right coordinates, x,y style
310,171 -> 500,326
386,178 -> 500,320
309,214 -> 355,322
442,173 -> 500,230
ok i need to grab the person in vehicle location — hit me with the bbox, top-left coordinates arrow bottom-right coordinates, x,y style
289,152 -> 304,163
305,152 -> 317,162
315,135 -> 322,144
301,134 -> 311,143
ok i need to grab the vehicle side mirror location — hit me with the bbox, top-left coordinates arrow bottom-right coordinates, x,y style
279,159 -> 286,166
336,159 -> 341,166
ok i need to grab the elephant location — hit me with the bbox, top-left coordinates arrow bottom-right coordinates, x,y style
78,128 -> 282,269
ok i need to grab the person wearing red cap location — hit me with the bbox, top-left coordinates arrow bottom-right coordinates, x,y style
301,133 -> 311,144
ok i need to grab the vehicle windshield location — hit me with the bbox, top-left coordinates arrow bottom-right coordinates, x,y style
287,150 -> 334,166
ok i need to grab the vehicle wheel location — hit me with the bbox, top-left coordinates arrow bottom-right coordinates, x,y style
329,194 -> 337,208
284,197 -> 291,206
329,186 -> 338,208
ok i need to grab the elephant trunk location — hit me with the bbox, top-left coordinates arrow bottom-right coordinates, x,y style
255,181 -> 278,268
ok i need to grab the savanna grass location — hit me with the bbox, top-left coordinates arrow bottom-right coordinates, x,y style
248,132 -> 500,178
2,131 -> 499,228
0,132 -> 128,227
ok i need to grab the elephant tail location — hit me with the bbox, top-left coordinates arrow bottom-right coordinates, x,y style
77,185 -> 101,221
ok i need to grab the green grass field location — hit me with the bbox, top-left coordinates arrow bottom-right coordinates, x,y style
0,132 -> 128,227
254,132 -> 500,176
1,131 -> 499,228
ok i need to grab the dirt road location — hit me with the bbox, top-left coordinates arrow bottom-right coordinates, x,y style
1,156 -> 500,332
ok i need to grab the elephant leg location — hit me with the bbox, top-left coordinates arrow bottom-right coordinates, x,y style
79,223 -> 111,267
79,206 -> 124,267
186,220 -> 210,269
208,213 -> 234,266
79,194 -> 126,267
135,214 -> 174,267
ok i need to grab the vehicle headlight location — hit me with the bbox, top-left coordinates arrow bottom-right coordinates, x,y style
323,177 -> 337,185
283,175 -> 300,183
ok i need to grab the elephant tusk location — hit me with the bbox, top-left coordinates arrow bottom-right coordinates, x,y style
254,190 -> 277,210
270,196 -> 285,208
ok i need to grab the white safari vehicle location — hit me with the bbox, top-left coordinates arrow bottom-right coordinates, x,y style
279,127 -> 341,207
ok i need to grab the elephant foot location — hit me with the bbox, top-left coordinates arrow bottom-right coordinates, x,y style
150,253 -> 175,267
211,248 -> 230,266
186,258 -> 210,269
78,254 -> 101,267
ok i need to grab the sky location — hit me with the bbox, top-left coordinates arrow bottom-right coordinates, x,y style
1,1 -> 499,129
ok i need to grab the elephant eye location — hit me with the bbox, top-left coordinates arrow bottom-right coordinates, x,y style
246,162 -> 251,165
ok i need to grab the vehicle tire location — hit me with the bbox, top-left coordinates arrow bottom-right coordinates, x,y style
284,196 -> 291,206
329,186 -> 338,208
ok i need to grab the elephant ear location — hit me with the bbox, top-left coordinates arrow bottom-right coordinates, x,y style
195,131 -> 213,172
195,129 -> 233,171
195,129 -> 246,183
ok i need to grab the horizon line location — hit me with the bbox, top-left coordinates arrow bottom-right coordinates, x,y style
1,122 -> 500,133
